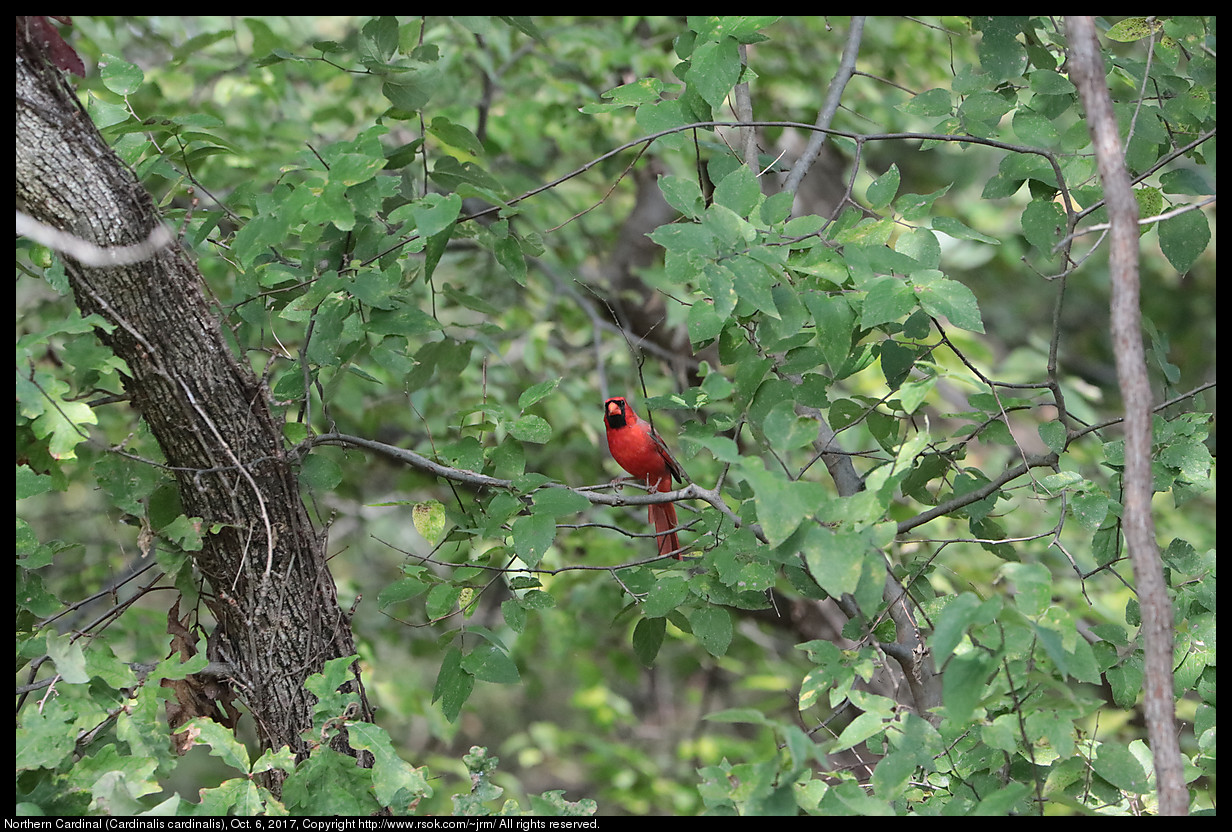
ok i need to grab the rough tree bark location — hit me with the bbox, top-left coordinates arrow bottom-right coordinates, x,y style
16,18 -> 373,793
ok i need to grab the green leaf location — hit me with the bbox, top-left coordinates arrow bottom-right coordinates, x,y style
378,574 -> 431,609
511,512 -> 555,568
1029,69 -> 1075,95
423,221 -> 456,283
99,54 -> 144,95
1012,110 -> 1061,148
911,271 -> 984,333
507,413 -> 551,443
1038,420 -> 1067,454
729,258 -> 779,319
833,217 -> 894,247
833,710 -> 889,753
498,15 -> 546,42
931,593 -> 998,664
1159,168 -> 1214,196
1091,742 -> 1151,793
16,700 -> 76,771
425,583 -> 462,620
429,156 -> 503,196
704,203 -> 757,247
28,386 -> 96,461
856,276 -> 913,330
687,298 -> 726,345
181,718 -> 252,773
518,378 -> 561,410
344,721 -> 432,805
651,221 -> 715,255
304,656 -> 359,714
1134,186 -> 1164,231
707,707 -> 771,725
685,36 -> 742,111
45,631 -> 90,684
1000,562 -> 1051,617
428,116 -> 485,161
282,748 -> 377,815
870,750 -> 919,802
590,77 -> 665,112
659,175 -> 706,219
932,215 -> 1000,244
494,235 -> 527,285
741,460 -> 831,547
942,650 -> 994,722
803,291 -> 855,375
800,525 -> 867,599
407,192 -> 462,239
462,644 -> 521,684
300,453 -> 343,490
412,501 -> 447,545
712,164 -> 761,217
16,464 -> 54,500
635,97 -> 692,135
959,90 -> 1015,135
1158,207 -> 1210,274
689,606 -> 733,657
383,78 -> 431,112
328,152 -> 386,187
642,575 -> 691,618
1021,198 -> 1067,252
974,17 -> 1027,81
530,487 -> 590,518
896,375 -> 936,415
432,648 -> 475,722
632,617 -> 666,667
973,782 -> 1030,815
1070,490 -> 1109,532
1105,17 -> 1158,42
898,88 -> 953,117
162,514 -> 204,552
879,340 -> 916,390
866,164 -> 900,210
762,401 -> 815,450
690,15 -> 780,43
360,15 -> 400,63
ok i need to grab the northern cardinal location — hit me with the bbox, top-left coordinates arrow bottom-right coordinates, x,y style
603,396 -> 687,558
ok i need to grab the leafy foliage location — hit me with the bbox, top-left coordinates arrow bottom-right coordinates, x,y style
17,15 -> 1215,816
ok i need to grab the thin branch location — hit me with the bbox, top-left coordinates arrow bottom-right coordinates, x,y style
312,431 -> 758,542
896,452 -> 1059,536
783,16 -> 866,196
16,209 -> 173,266
1052,196 -> 1217,250
360,119 -> 1069,269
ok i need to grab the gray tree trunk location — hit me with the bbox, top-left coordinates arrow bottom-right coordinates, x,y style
16,18 -> 372,792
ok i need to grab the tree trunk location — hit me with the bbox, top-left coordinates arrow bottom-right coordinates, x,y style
16,19 -> 372,792
1065,16 -> 1187,816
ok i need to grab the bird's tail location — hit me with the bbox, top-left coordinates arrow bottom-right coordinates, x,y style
650,502 -> 681,559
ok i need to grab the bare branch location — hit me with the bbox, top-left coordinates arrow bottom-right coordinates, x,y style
16,209 -> 173,266
782,16 -> 866,196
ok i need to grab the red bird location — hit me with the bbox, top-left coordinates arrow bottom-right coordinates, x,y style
603,396 -> 687,558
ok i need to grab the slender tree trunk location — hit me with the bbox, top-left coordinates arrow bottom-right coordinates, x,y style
1065,16 -> 1187,816
16,19 -> 372,793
